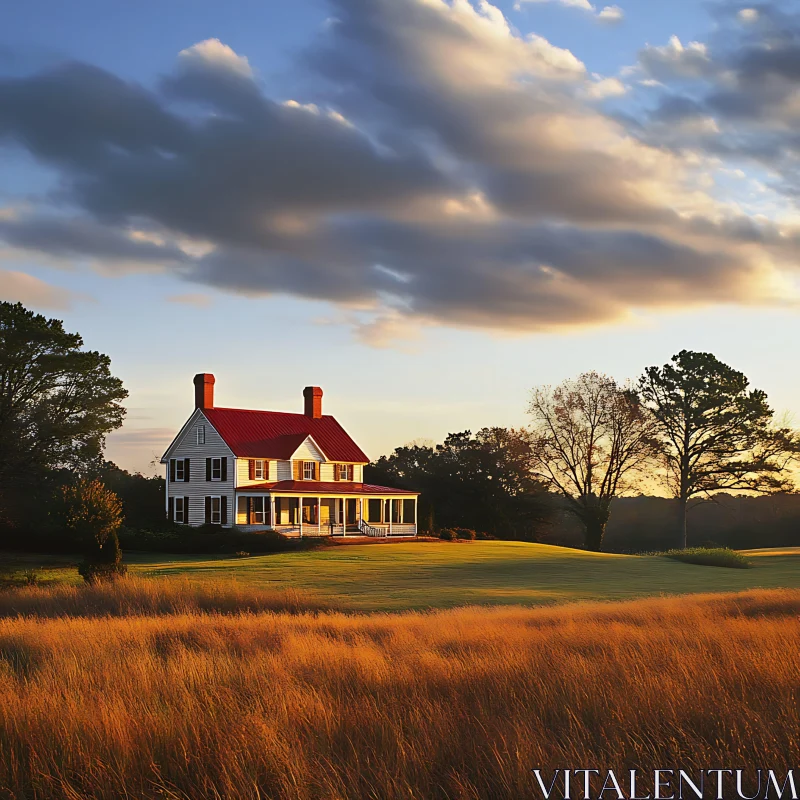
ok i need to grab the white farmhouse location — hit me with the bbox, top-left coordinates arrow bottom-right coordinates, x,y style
161,374 -> 419,536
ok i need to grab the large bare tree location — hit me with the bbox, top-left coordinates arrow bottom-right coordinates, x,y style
528,372 -> 659,551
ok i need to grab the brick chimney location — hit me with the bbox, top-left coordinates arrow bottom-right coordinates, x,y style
303,386 -> 323,419
194,373 -> 215,410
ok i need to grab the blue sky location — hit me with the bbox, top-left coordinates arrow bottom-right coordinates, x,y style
2,0 -> 800,474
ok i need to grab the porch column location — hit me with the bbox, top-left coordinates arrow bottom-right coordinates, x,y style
414,497 -> 418,536
359,497 -> 363,527
342,498 -> 347,537
389,498 -> 393,536
299,498 -> 303,538
270,495 -> 276,530
318,496 -> 322,535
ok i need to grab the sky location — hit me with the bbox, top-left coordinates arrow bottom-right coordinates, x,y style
3,0 -> 800,475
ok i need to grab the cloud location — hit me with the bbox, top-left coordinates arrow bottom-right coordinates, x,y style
0,269 -> 91,309
598,5 -> 624,23
632,3 -> 800,202
177,38 -> 253,79
0,0 -> 797,344
515,0 -> 624,21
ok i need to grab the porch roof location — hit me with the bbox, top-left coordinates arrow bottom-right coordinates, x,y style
237,481 -> 418,495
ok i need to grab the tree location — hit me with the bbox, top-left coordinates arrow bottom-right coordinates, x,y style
366,428 -> 551,539
0,302 -> 127,524
60,478 -> 126,582
638,350 -> 798,549
528,372 -> 659,551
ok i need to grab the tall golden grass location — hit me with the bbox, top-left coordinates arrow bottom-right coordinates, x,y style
0,581 -> 797,799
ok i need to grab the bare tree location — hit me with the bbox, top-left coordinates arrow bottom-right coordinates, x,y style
528,372 -> 659,551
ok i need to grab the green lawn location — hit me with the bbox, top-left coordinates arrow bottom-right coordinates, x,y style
4,542 -> 799,611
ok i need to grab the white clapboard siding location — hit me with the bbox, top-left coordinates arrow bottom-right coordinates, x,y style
276,460 -> 292,480
319,462 -> 335,481
354,464 -> 363,482
236,458 -> 276,487
292,436 -> 325,461
166,411 -> 235,527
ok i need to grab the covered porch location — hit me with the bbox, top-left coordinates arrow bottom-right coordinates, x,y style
236,491 -> 419,537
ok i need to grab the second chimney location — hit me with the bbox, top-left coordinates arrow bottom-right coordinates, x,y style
303,386 -> 323,419
194,373 -> 215,410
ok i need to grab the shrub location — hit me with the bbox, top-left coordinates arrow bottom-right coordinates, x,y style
234,551 -> 250,558
438,528 -> 457,541
661,547 -> 752,569
78,530 -> 127,584
455,528 -> 476,541
59,479 -> 127,584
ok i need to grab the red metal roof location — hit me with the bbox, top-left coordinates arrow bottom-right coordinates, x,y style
203,408 -> 369,462
236,481 -> 418,495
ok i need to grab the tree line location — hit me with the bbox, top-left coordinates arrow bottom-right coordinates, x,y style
370,353 -> 800,551
1,300 -> 798,557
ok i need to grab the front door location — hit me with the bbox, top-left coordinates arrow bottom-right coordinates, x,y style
346,498 -> 357,525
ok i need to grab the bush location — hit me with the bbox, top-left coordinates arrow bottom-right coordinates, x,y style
660,547 -> 752,569
438,528 -> 457,541
455,528 -> 476,541
79,529 -> 127,584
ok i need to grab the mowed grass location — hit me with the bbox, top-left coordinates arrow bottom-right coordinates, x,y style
4,542 -> 800,611
127,541 -> 800,611
0,583 -> 797,799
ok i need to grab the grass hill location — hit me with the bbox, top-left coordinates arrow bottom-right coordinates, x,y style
4,541 -> 799,611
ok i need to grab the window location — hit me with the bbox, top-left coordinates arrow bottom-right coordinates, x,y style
211,457 -> 222,481
251,496 -> 266,524
254,460 -> 265,480
210,496 -> 221,524
303,461 -> 316,480
174,497 -> 186,524
368,498 -> 382,522
403,498 -> 416,523
338,464 -> 349,480
173,459 -> 185,482
196,425 -> 205,445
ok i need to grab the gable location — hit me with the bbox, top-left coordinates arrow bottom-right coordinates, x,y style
160,409 -> 233,463
291,435 -> 325,462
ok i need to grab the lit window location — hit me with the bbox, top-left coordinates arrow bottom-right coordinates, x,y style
254,460 -> 265,480
196,426 -> 205,445
174,497 -> 185,524
174,459 -> 185,481
211,457 -> 222,481
210,496 -> 221,524
303,461 -> 316,480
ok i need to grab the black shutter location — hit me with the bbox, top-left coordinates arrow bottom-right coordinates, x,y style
249,460 -> 255,480
221,458 -> 228,482
221,496 -> 228,525
206,458 -> 211,481
184,458 -> 191,482
184,497 -> 190,524
205,496 -> 211,524
168,496 -> 174,520
169,459 -> 176,482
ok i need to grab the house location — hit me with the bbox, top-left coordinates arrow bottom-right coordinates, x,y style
160,374 -> 419,536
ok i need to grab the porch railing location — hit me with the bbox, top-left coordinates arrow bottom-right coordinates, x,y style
358,519 -> 387,537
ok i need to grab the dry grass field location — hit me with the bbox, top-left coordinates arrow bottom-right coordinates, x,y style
1,579 -> 798,799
